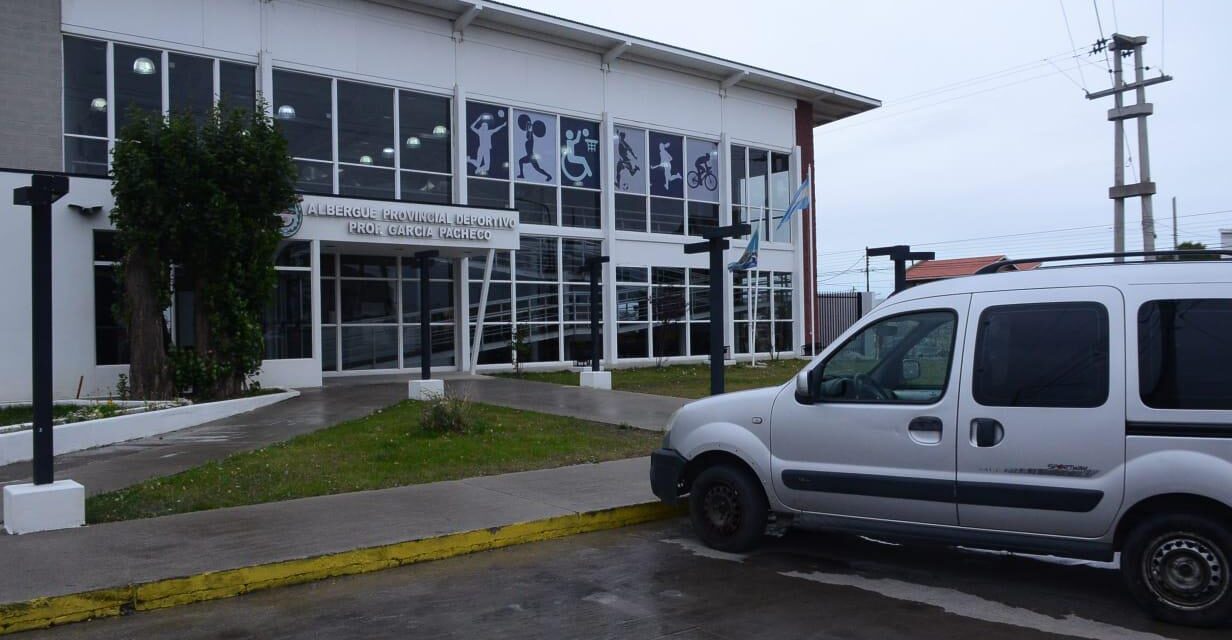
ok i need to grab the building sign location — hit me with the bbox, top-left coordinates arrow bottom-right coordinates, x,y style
297,196 -> 519,250
278,201 -> 304,237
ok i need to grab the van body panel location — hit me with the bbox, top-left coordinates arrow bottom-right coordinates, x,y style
769,293 -> 971,525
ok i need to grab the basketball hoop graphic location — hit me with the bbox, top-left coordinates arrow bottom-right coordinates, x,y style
562,127 -> 595,184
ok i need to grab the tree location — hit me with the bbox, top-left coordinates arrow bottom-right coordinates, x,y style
1175,241 -> 1220,261
110,103 -> 297,400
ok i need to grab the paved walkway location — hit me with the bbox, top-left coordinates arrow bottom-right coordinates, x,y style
0,374 -> 686,522
0,457 -> 657,606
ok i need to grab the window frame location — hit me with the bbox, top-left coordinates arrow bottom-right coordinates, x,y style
972,301 -> 1110,409
814,308 -> 960,406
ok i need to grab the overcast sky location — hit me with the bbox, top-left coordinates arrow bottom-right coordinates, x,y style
504,0 -> 1231,293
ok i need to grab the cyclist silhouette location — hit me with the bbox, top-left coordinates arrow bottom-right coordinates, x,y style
688,151 -> 718,191
467,111 -> 505,176
516,113 -> 553,182
615,130 -> 640,189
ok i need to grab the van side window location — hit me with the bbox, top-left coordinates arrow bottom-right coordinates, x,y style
973,302 -> 1108,408
818,310 -> 956,404
1139,299 -> 1232,410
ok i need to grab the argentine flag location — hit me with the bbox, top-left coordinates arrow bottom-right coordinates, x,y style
774,176 -> 811,232
727,228 -> 759,271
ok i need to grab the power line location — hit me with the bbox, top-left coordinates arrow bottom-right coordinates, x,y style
1058,0 -> 1089,90
886,48 -> 1082,105
818,207 -> 1232,259
820,67 -> 1080,135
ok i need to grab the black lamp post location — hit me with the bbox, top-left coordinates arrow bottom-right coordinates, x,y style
867,245 -> 935,294
583,255 -> 609,372
684,223 -> 751,396
412,250 -> 440,380
12,174 -> 69,486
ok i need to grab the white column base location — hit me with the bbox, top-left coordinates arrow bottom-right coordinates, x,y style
579,370 -> 612,390
3,480 -> 85,535
408,379 -> 446,400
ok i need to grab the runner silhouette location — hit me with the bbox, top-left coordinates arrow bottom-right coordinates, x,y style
651,141 -> 682,191
517,114 -> 553,182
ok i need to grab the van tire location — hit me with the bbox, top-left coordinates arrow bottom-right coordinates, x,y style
688,464 -> 768,553
1122,513 -> 1232,627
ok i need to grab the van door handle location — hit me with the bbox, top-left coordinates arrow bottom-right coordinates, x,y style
971,418 -> 1004,447
907,417 -> 944,444
908,417 -> 943,433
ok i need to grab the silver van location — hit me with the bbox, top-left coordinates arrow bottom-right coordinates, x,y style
651,257 -> 1232,627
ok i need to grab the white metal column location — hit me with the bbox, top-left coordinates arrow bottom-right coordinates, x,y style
600,112 -> 617,367
790,145 -> 805,357
719,132 -> 734,361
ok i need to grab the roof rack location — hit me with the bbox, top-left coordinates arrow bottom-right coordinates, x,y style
975,250 -> 1232,275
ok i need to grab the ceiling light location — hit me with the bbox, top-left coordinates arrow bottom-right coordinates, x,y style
132,57 -> 156,75
381,147 -> 395,158
432,124 -> 448,137
276,104 -> 296,120
90,97 -> 107,112
359,155 -> 373,165
405,136 -> 421,149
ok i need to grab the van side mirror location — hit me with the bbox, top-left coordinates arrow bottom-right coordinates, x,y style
902,358 -> 921,381
795,370 -> 814,404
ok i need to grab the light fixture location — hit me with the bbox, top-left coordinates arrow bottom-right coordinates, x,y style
132,57 -> 156,75
381,147 -> 395,158
405,136 -> 421,149
276,104 -> 296,120
90,97 -> 107,112
359,155 -> 373,165
432,124 -> 448,137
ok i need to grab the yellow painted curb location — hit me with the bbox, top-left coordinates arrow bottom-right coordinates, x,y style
0,501 -> 684,635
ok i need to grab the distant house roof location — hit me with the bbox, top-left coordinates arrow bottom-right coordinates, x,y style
905,255 -> 1041,283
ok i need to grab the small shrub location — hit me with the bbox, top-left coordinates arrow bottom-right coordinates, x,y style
115,374 -> 130,400
419,394 -> 474,435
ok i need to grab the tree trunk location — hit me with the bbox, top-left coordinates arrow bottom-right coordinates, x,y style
123,251 -> 172,399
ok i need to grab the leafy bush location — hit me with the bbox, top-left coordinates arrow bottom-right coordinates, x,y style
419,394 -> 474,435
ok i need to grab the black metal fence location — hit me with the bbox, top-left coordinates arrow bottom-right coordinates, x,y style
817,291 -> 866,349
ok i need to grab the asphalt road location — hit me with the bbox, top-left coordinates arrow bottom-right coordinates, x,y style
23,519 -> 1227,640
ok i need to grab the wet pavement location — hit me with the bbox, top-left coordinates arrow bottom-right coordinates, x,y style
0,374 -> 682,521
21,519 -> 1225,640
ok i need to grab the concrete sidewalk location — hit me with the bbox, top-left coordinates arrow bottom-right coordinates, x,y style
0,457 -> 675,634
0,375 -> 686,522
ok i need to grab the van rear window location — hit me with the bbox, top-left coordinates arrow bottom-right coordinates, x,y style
1139,299 -> 1232,410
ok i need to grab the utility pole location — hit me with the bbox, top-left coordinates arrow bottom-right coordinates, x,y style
1086,34 -> 1172,261
864,247 -> 870,292
1171,197 -> 1178,249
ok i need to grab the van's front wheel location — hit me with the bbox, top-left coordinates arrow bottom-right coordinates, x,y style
1122,513 -> 1232,627
688,464 -> 767,553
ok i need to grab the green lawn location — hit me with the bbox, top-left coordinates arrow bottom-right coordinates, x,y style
85,400 -> 661,524
0,404 -> 79,426
497,359 -> 806,399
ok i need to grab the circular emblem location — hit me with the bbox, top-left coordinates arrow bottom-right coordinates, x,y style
278,201 -> 303,238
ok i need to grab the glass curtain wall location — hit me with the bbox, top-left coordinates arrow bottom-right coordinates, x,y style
62,35 -> 257,176
733,270 -> 793,354
731,145 -> 793,244
270,70 -> 453,200
613,125 -> 719,237
320,253 -> 455,372
616,266 -> 709,360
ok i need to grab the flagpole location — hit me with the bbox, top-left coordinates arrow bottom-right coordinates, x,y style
744,209 -> 753,367
810,164 -> 818,358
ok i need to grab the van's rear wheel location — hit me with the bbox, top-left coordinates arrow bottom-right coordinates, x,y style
688,464 -> 767,553
1122,513 -> 1232,627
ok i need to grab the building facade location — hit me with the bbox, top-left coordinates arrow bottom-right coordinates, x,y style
0,0 -> 877,401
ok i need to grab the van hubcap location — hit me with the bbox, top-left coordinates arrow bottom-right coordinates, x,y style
702,483 -> 741,537
1144,535 -> 1227,610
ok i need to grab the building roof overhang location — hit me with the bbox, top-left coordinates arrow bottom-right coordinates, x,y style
371,0 -> 881,127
